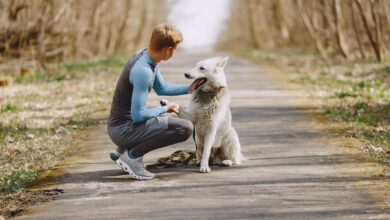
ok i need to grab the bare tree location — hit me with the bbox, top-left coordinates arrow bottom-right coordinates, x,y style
247,0 -> 262,49
354,0 -> 382,61
221,0 -> 390,61
333,0 -> 350,58
295,0 -> 327,58
370,0 -> 384,61
0,0 -> 164,67
351,0 -> 366,58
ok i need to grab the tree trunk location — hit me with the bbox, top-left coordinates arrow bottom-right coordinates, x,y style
371,0 -> 383,61
355,0 -> 381,61
351,0 -> 366,58
247,0 -> 262,49
274,0 -> 289,44
295,0 -> 327,58
133,0 -> 148,49
114,0 -> 132,52
333,0 -> 350,58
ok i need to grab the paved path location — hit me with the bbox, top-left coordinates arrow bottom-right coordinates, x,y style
18,51 -> 389,219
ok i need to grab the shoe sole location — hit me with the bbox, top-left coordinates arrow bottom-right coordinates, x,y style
116,158 -> 154,180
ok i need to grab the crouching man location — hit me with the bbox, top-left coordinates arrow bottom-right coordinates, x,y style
107,24 -> 193,180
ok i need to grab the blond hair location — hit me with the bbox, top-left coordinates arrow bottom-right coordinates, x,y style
149,23 -> 183,51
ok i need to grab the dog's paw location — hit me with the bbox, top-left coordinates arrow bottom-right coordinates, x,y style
200,163 -> 211,173
221,160 -> 233,167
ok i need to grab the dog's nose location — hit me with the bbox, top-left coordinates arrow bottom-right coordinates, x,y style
184,73 -> 190,79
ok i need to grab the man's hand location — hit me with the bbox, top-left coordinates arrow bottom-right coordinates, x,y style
160,99 -> 179,114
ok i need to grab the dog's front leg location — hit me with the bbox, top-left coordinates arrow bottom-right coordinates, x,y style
177,106 -> 193,121
200,127 -> 217,173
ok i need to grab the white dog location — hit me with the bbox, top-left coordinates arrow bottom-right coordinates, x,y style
176,56 -> 243,173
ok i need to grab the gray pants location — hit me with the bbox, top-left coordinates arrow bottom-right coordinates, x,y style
107,116 -> 193,157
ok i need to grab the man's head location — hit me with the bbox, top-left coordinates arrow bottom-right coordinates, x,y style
149,23 -> 183,61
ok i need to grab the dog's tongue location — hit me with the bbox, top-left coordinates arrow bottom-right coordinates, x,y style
188,78 -> 205,94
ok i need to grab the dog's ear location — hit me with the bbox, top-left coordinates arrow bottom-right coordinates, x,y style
217,56 -> 229,69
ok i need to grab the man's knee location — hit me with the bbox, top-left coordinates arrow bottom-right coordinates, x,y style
170,119 -> 193,141
180,120 -> 194,139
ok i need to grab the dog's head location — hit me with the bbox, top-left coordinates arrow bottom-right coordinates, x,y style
185,56 -> 229,93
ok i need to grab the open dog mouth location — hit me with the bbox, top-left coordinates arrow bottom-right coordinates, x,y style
188,77 -> 207,94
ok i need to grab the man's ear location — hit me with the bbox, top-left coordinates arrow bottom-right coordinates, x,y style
163,47 -> 173,59
217,56 -> 229,69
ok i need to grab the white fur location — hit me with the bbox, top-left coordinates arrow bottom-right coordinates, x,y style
178,56 -> 243,173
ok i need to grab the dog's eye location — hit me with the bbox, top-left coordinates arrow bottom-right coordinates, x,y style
199,66 -> 206,71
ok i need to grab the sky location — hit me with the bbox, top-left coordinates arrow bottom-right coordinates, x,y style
167,0 -> 231,50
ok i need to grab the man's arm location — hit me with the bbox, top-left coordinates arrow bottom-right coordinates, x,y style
130,67 -> 168,123
153,69 -> 189,96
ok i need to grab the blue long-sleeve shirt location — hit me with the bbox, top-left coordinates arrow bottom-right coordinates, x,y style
130,53 -> 189,123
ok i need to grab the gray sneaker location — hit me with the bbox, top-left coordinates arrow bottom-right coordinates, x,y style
110,147 -> 125,162
116,151 -> 155,180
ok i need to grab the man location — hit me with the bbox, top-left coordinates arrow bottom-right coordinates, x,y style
107,23 -> 193,180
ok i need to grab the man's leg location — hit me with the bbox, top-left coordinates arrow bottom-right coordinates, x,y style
117,116 -> 193,180
129,117 -> 193,157
107,124 -> 128,162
